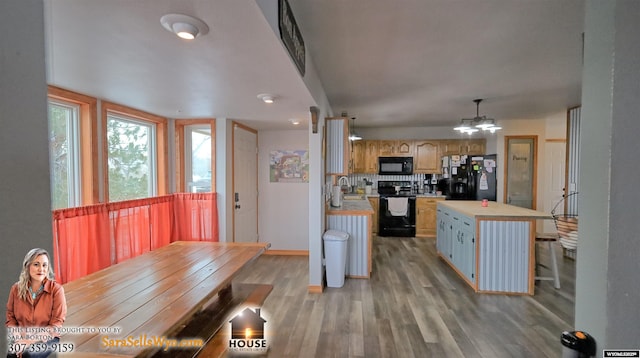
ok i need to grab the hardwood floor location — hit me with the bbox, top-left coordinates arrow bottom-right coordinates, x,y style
233,236 -> 576,357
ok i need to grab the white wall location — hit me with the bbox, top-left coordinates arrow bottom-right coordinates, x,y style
545,110 -> 568,139
359,126 -> 458,140
576,0 -> 640,349
0,1 -> 52,353
258,130 -> 309,250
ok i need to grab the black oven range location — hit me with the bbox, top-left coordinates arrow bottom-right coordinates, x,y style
377,181 -> 416,237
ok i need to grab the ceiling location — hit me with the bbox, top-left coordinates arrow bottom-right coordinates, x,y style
44,0 -> 585,131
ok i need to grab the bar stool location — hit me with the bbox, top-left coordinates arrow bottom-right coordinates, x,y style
534,232 -> 561,289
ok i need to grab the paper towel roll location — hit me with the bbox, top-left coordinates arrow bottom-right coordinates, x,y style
331,186 -> 342,207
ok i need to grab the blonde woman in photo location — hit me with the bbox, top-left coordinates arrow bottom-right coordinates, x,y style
6,248 -> 66,358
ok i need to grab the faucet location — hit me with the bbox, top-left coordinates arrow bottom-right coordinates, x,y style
338,176 -> 350,192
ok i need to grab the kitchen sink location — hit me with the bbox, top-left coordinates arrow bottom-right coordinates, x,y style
343,194 -> 365,200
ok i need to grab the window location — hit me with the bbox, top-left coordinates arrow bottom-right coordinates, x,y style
48,100 -> 81,209
187,125 -> 212,192
175,120 -> 216,193
106,115 -> 156,201
47,86 -> 98,209
102,102 -> 167,202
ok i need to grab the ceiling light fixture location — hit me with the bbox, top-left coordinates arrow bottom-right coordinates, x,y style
454,99 -> 501,135
257,93 -> 275,104
289,118 -> 300,125
348,117 -> 363,141
160,14 -> 209,40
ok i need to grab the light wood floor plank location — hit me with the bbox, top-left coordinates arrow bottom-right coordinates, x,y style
231,236 -> 574,357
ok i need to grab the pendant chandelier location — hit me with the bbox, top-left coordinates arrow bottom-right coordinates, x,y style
348,116 -> 362,141
453,99 -> 501,134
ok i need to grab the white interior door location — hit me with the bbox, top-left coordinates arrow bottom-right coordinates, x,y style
233,124 -> 258,243
543,141 -> 566,232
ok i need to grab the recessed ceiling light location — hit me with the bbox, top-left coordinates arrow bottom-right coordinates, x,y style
160,14 -> 209,40
257,93 -> 275,104
289,119 -> 300,125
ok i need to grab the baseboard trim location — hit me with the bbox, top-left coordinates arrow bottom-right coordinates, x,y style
263,249 -> 309,256
308,285 -> 324,294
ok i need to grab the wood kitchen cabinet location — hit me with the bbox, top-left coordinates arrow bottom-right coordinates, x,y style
463,139 -> 486,155
347,138 -> 486,174
439,139 -> 486,156
439,140 -> 464,156
378,140 -> 396,156
368,197 -> 379,235
364,141 -> 379,173
416,197 -> 445,237
395,140 -> 414,156
350,140 -> 366,173
414,140 -> 440,173
378,140 -> 414,157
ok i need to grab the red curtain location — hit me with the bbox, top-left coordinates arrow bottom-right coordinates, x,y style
149,196 -> 173,249
53,204 -> 111,283
52,193 -> 217,283
172,193 -> 219,242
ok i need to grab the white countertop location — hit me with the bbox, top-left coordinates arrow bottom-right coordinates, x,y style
327,198 -> 374,215
345,190 -> 447,199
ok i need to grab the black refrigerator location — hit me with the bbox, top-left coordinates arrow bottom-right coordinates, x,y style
442,154 -> 497,201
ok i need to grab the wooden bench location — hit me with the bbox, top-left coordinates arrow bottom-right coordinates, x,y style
149,283 -> 273,358
59,241 -> 270,357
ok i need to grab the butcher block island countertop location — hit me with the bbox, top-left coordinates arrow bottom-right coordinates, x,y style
439,200 -> 552,219
437,201 -> 551,295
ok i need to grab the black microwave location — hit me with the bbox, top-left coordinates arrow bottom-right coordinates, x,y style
378,157 -> 413,175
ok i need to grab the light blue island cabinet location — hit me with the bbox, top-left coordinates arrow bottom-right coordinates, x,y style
436,201 -> 551,295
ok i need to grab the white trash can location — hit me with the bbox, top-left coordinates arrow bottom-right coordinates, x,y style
323,230 -> 349,288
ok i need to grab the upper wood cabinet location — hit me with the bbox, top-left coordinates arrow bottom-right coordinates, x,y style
439,140 -> 463,156
377,140 -> 396,156
346,138 -> 486,174
378,140 -> 414,157
396,140 -> 414,156
440,139 -> 486,156
364,141 -> 379,173
464,139 -> 486,155
414,141 -> 440,173
350,140 -> 366,174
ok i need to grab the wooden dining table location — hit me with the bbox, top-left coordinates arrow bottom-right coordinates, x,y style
58,241 -> 270,357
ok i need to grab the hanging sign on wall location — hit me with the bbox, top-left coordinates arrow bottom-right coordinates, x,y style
279,0 -> 306,76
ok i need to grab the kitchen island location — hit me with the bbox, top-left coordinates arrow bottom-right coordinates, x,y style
436,201 -> 551,295
326,199 -> 374,278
